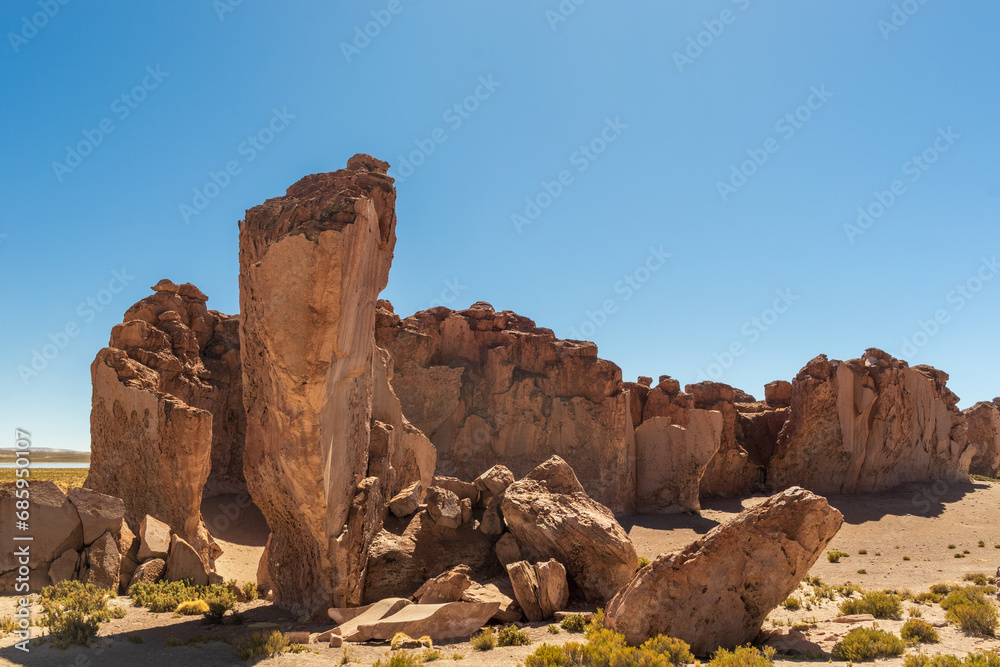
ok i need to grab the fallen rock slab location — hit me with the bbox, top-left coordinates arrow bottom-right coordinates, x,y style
413,565 -> 473,604
356,601 -> 501,641
461,580 -> 522,623
605,487 -> 843,654
67,487 -> 125,546
831,614 -> 876,623
329,597 -> 412,641
507,559 -> 568,621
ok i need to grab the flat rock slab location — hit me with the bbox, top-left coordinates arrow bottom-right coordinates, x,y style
356,601 -> 500,641
831,614 -> 875,623
329,597 -> 412,641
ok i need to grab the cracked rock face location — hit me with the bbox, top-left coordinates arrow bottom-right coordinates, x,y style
240,154 -> 434,616
966,399 -> 1000,477
767,348 -> 975,494
375,301 -> 635,513
605,487 -> 843,654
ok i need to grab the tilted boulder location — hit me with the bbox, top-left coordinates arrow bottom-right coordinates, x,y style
240,155 -> 434,615
506,559 -> 569,622
165,534 -> 209,586
412,565 -> 473,604
376,301 -> 636,513
500,456 -> 637,602
767,349 -> 975,493
128,558 -> 165,588
68,487 -> 125,546
86,279 -> 240,565
0,481 -> 83,571
48,549 -> 80,585
605,487 -> 843,654
82,531 -> 121,590
966,399 -> 1000,477
635,410 -> 722,513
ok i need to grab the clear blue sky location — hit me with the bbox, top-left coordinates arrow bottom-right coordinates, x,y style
2,1 -> 998,452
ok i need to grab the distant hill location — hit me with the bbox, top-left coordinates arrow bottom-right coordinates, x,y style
0,449 -> 90,463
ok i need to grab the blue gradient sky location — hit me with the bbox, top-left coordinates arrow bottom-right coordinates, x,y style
2,1 -> 998,451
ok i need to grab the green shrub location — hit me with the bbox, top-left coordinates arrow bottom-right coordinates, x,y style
637,556 -> 651,569
964,573 -> 990,586
561,613 -> 587,632
175,600 -> 210,616
523,629 -> 694,667
38,580 -> 122,648
373,651 -> 421,667
127,634 -> 143,644
242,581 -> 259,601
523,643 -> 578,667
470,627 -> 495,651
909,606 -> 924,618
858,549 -> 868,555
496,624 -> 531,647
234,630 -> 288,660
949,544 -> 957,549
828,551 -> 850,563
45,610 -> 101,649
708,645 -> 776,667
548,624 -> 560,634
838,591 -> 904,619
858,569 -> 868,575
1,616 -> 18,636
901,619 -> 940,643
831,627 -> 905,661
783,596 -> 801,611
905,652 -> 1000,667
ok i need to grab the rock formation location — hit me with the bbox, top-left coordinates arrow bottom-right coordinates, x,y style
239,154 -> 435,616
605,487 -> 843,654
86,278 -> 245,566
375,301 -> 635,513
767,349 -> 975,494
966,399 -> 1000,477
500,456 -> 638,602
634,410 -> 722,513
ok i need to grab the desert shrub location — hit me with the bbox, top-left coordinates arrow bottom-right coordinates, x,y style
828,551 -> 850,563
791,621 -> 809,631
175,600 -> 210,616
909,606 -> 924,618
585,609 -> 605,635
980,541 -> 987,548
497,624 -> 531,646
931,584 -> 953,595
964,573 -> 991,586
901,619 -> 940,643
374,651 -> 421,667
421,648 -> 443,661
831,627 -> 905,661
857,569 -> 868,575
130,579 -> 239,615
470,626 -> 495,651
522,630 -> 693,667
708,645 -> 775,667
904,556 -> 912,561
548,624 -> 560,634
45,610 -> 101,649
523,643 -> 578,667
858,549 -> 868,555
38,580 -> 123,648
783,596 -> 801,611
906,652 -> 1000,667
242,581 -> 259,601
838,591 -> 903,619
1,616 -> 18,636
941,586 -> 999,636
561,613 -> 587,632
234,630 -> 288,660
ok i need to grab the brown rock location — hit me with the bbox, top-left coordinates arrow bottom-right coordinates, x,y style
413,565 -> 473,603
635,410 -> 723,513
376,302 -> 636,513
966,400 -> 1000,477
832,614 -> 876,623
494,532 -> 522,566
462,580 -> 522,623
240,156 -> 413,615
128,558 -> 166,588
688,381 -> 762,497
389,481 -> 423,518
460,498 -> 473,525
165,534 -> 209,586
67,487 -> 125,546
506,561 -> 543,621
83,531 -> 121,590
426,486 -> 462,529
48,549 -> 80,585
0,481 -> 83,570
137,515 -> 172,561
765,380 -> 793,408
474,465 -> 515,505
356,601 -> 501,641
501,456 -> 637,602
433,476 -> 479,504
117,521 -> 140,594
605,487 -> 843,654
479,495 -> 505,537
507,559 -> 568,621
768,350 -> 976,493
760,629 -> 825,657
329,597 -> 412,641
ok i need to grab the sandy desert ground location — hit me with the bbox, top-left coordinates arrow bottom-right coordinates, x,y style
2,479 -> 998,666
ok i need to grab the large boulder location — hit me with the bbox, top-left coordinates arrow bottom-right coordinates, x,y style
82,531 -> 121,590
635,410 -> 723,513
0,481 -> 83,570
67,487 -> 125,546
605,487 -> 843,654
356,601 -> 501,641
412,565 -> 473,604
767,350 -> 976,493
376,301 -> 636,513
165,534 -> 209,586
239,155 -> 434,615
500,456 -> 637,602
966,400 -> 1000,477
506,559 -> 569,622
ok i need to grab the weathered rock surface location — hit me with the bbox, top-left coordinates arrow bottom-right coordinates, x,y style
165,534 -> 209,586
635,410 -> 723,513
768,349 -> 975,493
240,155 -> 433,615
82,531 -> 120,590
389,481 -> 423,518
605,487 -> 843,653
507,559 -> 569,621
68,487 -> 125,546
364,510 -> 501,604
688,382 -> 763,497
765,380 -> 793,408
0,482 -> 83,571
501,456 -> 637,602
329,597 -> 412,641
966,399 -> 1000,477
48,549 -> 80,585
376,301 -> 636,513
461,579 -> 522,623
128,558 -> 165,588
433,476 -> 479,504
137,515 -> 171,561
357,601 -> 501,641
412,565 -> 473,604
425,486 -> 462,529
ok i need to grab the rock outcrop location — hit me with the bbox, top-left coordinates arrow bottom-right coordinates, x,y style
966,400 -> 1000,477
500,457 -> 637,602
767,349 -> 975,493
86,279 -> 244,567
634,410 -> 722,513
240,155 -> 435,615
375,301 -> 635,513
605,487 -> 843,654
